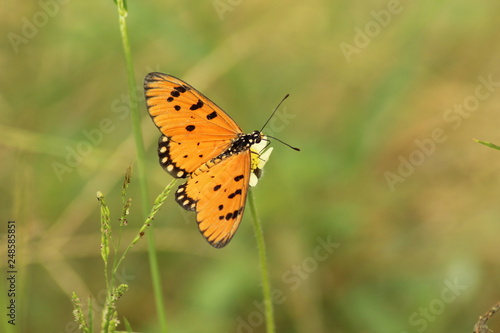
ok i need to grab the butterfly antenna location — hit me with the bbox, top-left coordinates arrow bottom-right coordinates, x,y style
266,135 -> 301,151
259,94 -> 290,132
259,94 -> 300,151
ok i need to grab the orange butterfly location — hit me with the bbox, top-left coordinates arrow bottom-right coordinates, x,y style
144,72 -> 291,248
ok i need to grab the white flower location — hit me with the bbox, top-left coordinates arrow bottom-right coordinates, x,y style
250,137 -> 273,187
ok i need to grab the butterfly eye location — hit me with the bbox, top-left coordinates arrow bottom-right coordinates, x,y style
251,130 -> 262,143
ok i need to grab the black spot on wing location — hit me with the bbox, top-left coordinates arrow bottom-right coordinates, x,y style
186,125 -> 195,132
174,85 -> 187,93
207,111 -> 217,120
213,184 -> 221,191
224,209 -> 242,220
228,189 -> 242,199
190,99 -> 204,110
234,175 -> 244,182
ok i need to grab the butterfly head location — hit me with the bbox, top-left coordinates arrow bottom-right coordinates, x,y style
250,130 -> 264,145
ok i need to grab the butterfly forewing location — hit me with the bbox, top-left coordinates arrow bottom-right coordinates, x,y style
145,72 -> 243,175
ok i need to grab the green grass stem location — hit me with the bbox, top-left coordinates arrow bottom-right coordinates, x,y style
112,1 -> 168,331
248,188 -> 275,333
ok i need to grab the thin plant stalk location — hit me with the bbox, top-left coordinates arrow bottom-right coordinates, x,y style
474,139 -> 500,151
113,179 -> 176,273
93,174 -> 173,332
112,0 -> 168,331
248,188 -> 275,333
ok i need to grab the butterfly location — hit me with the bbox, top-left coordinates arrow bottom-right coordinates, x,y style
144,72 -> 284,248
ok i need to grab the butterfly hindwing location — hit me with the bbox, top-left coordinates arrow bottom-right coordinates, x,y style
175,151 -> 251,248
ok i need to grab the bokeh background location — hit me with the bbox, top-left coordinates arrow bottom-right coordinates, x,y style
2,0 -> 500,332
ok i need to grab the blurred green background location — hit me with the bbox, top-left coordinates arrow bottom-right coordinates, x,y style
2,0 -> 500,332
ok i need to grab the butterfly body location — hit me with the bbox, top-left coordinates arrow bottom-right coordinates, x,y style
145,72 -> 270,248
216,131 -> 261,158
